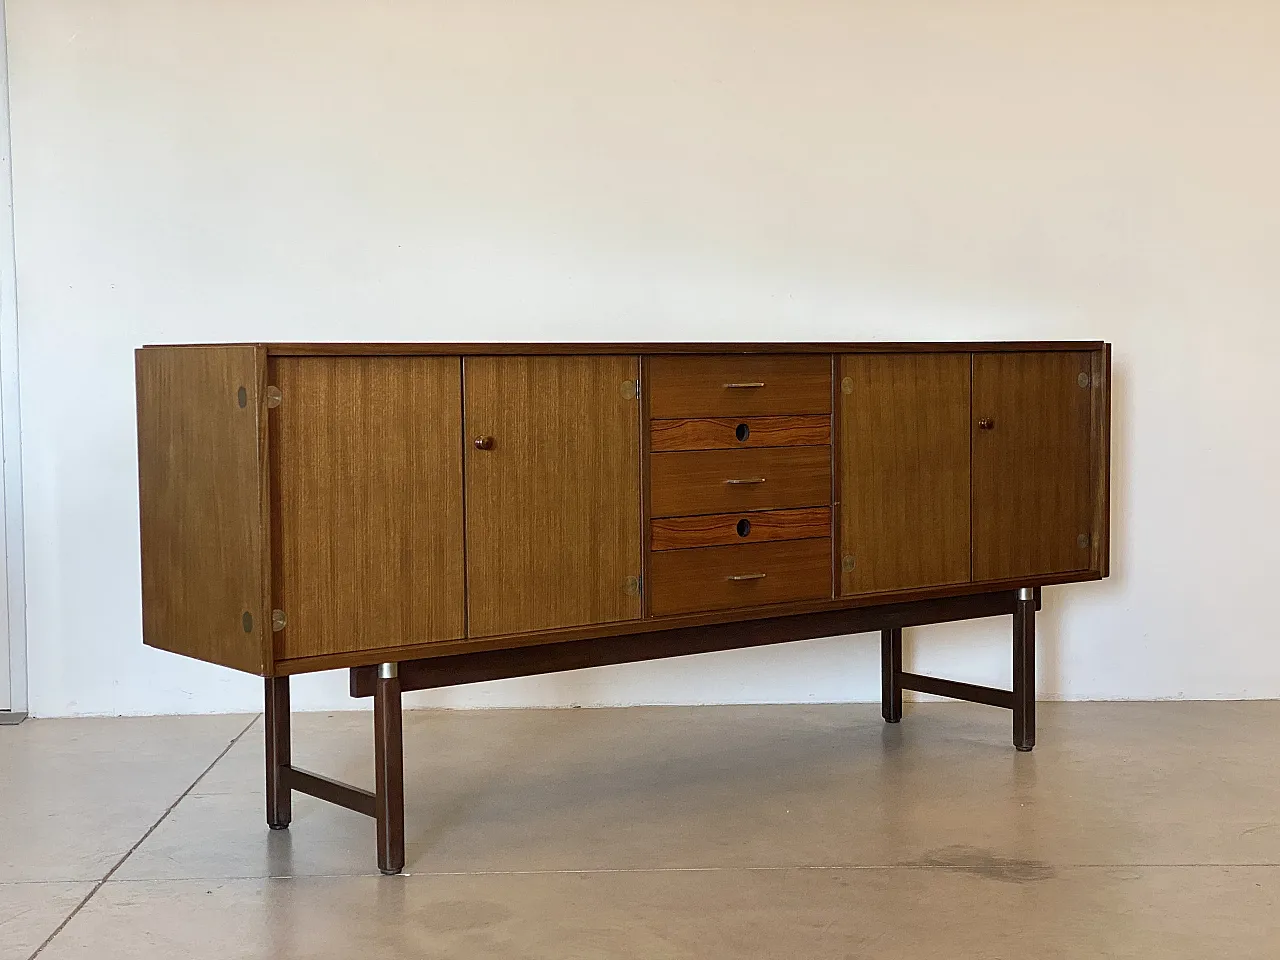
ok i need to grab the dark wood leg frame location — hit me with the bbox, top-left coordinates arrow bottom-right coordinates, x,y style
373,664 -> 405,874
1012,587 -> 1036,751
265,677 -> 292,829
263,665 -> 406,875
889,587 -> 1039,751
881,628 -> 902,723
320,589 -> 1042,874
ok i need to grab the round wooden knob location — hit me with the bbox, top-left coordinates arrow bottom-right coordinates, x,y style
474,436 -> 495,450
978,418 -> 995,430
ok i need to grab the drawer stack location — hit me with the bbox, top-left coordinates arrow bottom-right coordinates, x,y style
645,355 -> 835,616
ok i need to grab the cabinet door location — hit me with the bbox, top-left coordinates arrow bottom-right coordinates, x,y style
272,357 -> 466,661
972,352 -> 1094,581
838,353 -> 971,595
464,356 -> 642,637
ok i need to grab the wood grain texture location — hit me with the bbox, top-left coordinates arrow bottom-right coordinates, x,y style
352,590 -> 1021,696
881,628 -> 903,722
639,356 -> 655,619
1091,346 -> 1112,577
374,671 -> 405,874
140,340 -> 1112,681
648,538 -> 833,616
136,345 -> 270,674
271,357 -> 465,660
651,507 -> 832,551
650,415 -> 830,451
265,677 -> 290,825
649,446 -> 831,518
285,767 -> 376,819
254,341 -> 1108,357
898,672 -> 1014,710
648,355 -> 832,417
464,355 -> 642,637
972,351 -> 1094,581
838,353 -> 972,595
292,568 -> 1103,675
828,354 -> 841,593
1013,592 -> 1037,750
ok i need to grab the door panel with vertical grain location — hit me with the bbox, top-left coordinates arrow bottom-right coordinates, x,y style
272,357 -> 466,660
838,353 -> 971,595
464,356 -> 642,637
972,352 -> 1094,581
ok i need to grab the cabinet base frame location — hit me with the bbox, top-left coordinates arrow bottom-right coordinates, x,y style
266,587 -> 1042,875
888,586 -> 1039,750
263,669 -> 404,875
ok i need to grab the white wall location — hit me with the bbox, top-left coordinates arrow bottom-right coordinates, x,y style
1,0 -> 26,715
7,0 -> 1279,717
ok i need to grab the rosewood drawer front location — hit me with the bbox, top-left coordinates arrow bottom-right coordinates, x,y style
648,355 -> 832,418
650,415 -> 830,452
648,538 -> 833,616
649,446 -> 832,518
651,507 -> 831,551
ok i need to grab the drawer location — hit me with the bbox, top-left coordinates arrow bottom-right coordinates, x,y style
648,538 -> 833,616
649,446 -> 831,518
648,355 -> 832,418
651,507 -> 831,551
650,415 -> 830,452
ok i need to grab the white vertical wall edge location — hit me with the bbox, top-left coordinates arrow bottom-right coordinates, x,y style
0,3 -> 27,717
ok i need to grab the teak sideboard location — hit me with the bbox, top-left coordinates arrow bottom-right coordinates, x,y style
136,341 -> 1111,874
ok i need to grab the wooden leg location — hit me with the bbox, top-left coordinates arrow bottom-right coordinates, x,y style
374,664 -> 405,875
881,628 -> 902,723
265,676 -> 292,830
1013,588 -> 1036,752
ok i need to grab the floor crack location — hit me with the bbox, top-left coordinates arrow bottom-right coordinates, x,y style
25,713 -> 261,960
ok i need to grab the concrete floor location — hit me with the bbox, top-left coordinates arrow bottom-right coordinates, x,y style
1,702 -> 1278,958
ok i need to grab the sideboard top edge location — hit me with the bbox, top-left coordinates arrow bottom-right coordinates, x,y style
140,341 -> 1109,357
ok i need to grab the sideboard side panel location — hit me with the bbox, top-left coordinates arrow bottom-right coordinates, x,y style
837,353 -> 972,595
136,345 -> 271,674
271,357 -> 466,660
464,355 -> 643,637
1091,345 -> 1112,578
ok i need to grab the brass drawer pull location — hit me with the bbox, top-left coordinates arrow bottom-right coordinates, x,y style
723,382 -> 766,389
726,573 -> 767,581
724,477 -> 766,485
